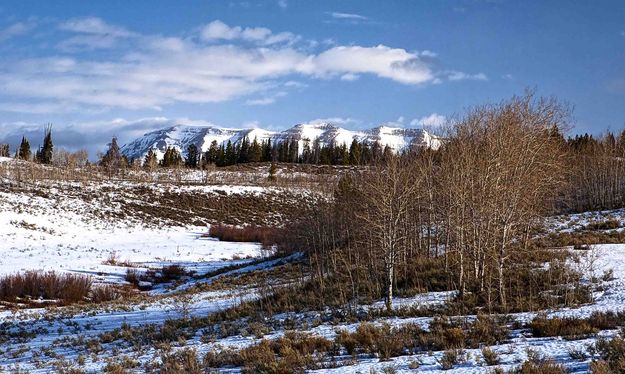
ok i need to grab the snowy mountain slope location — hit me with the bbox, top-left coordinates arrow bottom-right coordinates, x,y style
121,121 -> 440,161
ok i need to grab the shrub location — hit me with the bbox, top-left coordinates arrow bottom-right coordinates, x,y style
0,271 -> 92,304
482,347 -> 499,365
594,336 -> 625,372
208,224 -> 282,247
160,348 -> 202,374
91,285 -> 120,303
160,265 -> 187,281
529,316 -> 597,340
508,359 -> 569,373
439,349 -> 462,370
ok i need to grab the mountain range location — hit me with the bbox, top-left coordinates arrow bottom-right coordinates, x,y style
120,122 -> 441,161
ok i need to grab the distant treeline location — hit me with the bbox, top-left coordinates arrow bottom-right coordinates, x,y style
139,137 -> 398,169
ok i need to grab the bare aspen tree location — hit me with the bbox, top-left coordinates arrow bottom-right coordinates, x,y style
355,156 -> 420,311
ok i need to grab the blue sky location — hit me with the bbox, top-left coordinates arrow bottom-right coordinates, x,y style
0,0 -> 624,153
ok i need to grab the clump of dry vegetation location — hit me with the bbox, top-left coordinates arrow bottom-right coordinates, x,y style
0,271 -> 119,306
208,224 -> 283,248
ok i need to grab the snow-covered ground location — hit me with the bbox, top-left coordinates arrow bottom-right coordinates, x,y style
3,169 -> 625,372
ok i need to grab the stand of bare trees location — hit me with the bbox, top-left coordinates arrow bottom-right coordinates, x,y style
291,93 -> 575,312
566,131 -> 625,212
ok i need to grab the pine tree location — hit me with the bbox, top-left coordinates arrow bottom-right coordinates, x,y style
238,136 -> 250,163
37,125 -> 53,164
216,144 -> 226,166
100,137 -> 123,172
185,144 -> 199,168
17,136 -> 31,160
249,137 -> 262,162
143,149 -> 158,170
225,140 -> 236,166
349,139 -> 361,165
205,140 -> 219,165
161,147 -> 183,167
288,138 -> 299,163
301,138 -> 312,163
263,139 -> 272,161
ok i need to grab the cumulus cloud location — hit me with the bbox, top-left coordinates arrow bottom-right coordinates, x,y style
410,113 -> 446,128
0,17 -> 486,113
303,45 -> 436,84
200,20 -> 299,45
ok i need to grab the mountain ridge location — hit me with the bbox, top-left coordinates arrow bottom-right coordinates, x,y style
121,122 -> 440,161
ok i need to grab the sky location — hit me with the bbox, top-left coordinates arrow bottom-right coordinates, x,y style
0,0 -> 623,155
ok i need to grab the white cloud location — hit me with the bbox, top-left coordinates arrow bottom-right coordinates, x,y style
0,21 -> 36,42
278,0 -> 287,9
59,17 -> 135,37
0,18 -> 485,114
340,73 -> 359,81
410,113 -> 446,128
58,17 -> 136,50
304,45 -> 435,84
305,117 -> 360,126
447,71 -> 488,81
200,20 -> 299,45
329,12 -> 368,21
245,91 -> 287,106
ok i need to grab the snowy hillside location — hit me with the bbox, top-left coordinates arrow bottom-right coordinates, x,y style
121,121 -> 440,161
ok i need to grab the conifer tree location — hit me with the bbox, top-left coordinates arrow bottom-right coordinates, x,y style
225,140 -> 236,166
17,136 -> 31,160
161,146 -> 183,167
238,136 -> 250,163
0,144 -> 8,157
100,137 -> 123,172
185,144 -> 199,168
205,140 -> 219,165
143,149 -> 158,170
249,137 -> 262,162
349,139 -> 361,165
263,139 -> 272,161
37,125 -> 53,164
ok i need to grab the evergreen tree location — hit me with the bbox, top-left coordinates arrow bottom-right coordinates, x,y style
0,144 -> 8,158
311,139 -> 321,164
263,139 -> 272,161
100,137 -> 123,172
301,138 -> 312,163
216,144 -> 226,166
143,149 -> 158,170
288,138 -> 299,163
349,139 -> 361,165
249,137 -> 262,162
17,136 -> 31,160
238,136 -> 250,163
225,140 -> 236,165
161,146 -> 183,167
204,140 -> 219,165
37,125 -> 53,164
338,143 -> 349,165
185,144 -> 199,168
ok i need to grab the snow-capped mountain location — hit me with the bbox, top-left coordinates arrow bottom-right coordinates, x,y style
121,122 -> 440,161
